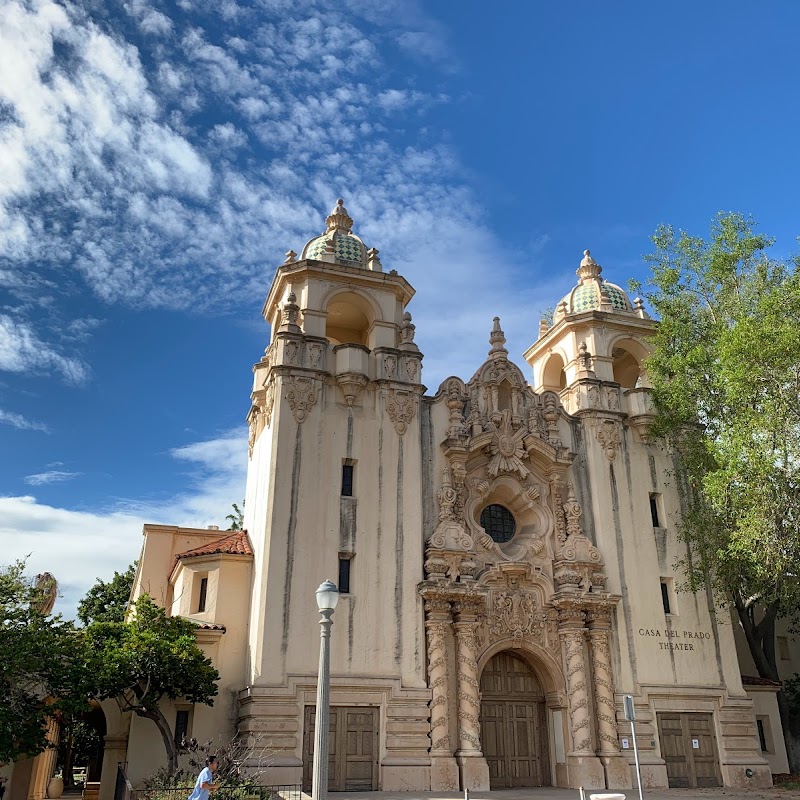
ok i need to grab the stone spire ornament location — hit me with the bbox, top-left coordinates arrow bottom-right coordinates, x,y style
284,250 -> 297,264
576,249 -> 602,283
488,317 -> 508,357
576,340 -> 596,378
278,291 -> 301,334
325,198 -> 354,233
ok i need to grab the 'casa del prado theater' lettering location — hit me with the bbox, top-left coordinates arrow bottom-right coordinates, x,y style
638,628 -> 712,651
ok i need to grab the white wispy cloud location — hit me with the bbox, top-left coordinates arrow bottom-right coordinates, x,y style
0,0 -> 564,393
0,314 -> 89,384
3,428 -> 248,619
0,408 -> 49,432
24,470 -> 82,486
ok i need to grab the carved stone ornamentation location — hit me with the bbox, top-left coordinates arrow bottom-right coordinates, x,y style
551,476 -> 567,544
563,482 -> 583,539
487,409 -> 528,479
308,342 -> 323,368
406,359 -> 419,381
425,599 -> 453,755
558,613 -> 594,755
489,591 -> 538,644
285,378 -> 317,423
587,609 -> 620,756
386,389 -> 415,435
596,419 -> 622,460
453,603 -> 483,755
384,354 -> 397,378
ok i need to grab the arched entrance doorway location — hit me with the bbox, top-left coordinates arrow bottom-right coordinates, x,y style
480,651 -> 551,788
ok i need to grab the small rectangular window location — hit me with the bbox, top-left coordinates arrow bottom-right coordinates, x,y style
649,493 -> 661,527
175,709 -> 190,748
197,577 -> 208,613
338,557 -> 351,594
660,580 -> 671,615
341,463 -> 354,497
778,635 -> 790,660
756,718 -> 768,752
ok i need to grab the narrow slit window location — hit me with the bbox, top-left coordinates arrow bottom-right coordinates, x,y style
198,577 -> 208,612
756,719 -> 768,752
338,557 -> 351,594
660,579 -> 671,615
175,709 -> 190,747
341,463 -> 354,497
649,493 -> 661,527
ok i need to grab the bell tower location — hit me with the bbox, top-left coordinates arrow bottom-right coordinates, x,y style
240,200 -> 431,790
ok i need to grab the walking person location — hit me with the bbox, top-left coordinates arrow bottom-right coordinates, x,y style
188,756 -> 218,800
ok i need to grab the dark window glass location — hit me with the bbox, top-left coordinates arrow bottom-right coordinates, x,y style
175,709 -> 190,747
341,464 -> 354,497
338,558 -> 351,594
757,719 -> 767,752
198,577 -> 208,612
660,581 -> 671,614
649,494 -> 661,527
480,504 -> 516,544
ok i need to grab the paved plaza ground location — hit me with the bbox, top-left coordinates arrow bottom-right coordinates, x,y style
327,788 -> 800,800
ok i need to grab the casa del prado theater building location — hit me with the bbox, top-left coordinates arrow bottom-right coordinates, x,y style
111,200 -> 788,794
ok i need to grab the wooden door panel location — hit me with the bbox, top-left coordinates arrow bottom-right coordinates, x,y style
304,706 -> 378,793
479,651 -> 549,788
657,712 -> 720,789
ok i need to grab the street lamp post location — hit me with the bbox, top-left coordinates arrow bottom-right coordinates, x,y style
312,580 -> 339,800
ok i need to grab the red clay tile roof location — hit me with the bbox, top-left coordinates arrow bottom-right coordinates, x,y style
741,675 -> 782,687
195,623 -> 226,632
176,529 -> 253,560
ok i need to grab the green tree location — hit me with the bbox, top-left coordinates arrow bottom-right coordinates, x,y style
77,563 -> 136,625
636,212 -> 800,770
0,561 -> 87,762
85,595 -> 219,773
225,501 -> 244,531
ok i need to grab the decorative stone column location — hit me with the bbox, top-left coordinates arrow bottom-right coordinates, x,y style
425,598 -> 459,791
29,715 -> 59,800
558,606 -> 605,790
452,599 -> 490,791
587,607 -> 632,789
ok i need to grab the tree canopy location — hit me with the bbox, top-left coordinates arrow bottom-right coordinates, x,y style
84,594 -> 219,773
636,211 -> 800,769
77,562 -> 136,625
0,562 -> 87,762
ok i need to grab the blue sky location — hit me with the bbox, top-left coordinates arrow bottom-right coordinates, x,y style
2,0 -> 799,617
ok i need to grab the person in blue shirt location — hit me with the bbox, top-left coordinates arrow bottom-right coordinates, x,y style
188,756 -> 218,800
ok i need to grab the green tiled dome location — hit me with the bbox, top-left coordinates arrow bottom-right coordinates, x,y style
299,199 -> 370,267
304,231 -> 366,265
553,250 -> 634,321
570,280 -> 631,313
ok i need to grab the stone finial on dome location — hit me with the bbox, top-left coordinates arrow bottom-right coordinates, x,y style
399,311 -> 418,350
576,249 -> 603,283
633,296 -> 650,319
278,291 -> 301,333
367,247 -> 382,272
325,198 -> 354,233
284,250 -> 297,264
489,316 -> 508,357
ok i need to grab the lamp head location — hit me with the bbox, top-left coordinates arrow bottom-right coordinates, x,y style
316,579 -> 340,612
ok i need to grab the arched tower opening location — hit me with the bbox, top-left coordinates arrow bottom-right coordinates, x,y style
541,352 -> 567,392
325,291 -> 374,347
610,337 -> 650,388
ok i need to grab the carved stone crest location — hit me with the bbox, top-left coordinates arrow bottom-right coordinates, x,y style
489,591 -> 538,643
386,389 -> 415,435
596,419 -> 622,460
285,378 -> 317,423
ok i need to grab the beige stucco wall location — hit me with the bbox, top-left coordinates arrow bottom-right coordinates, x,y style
746,688 -> 789,774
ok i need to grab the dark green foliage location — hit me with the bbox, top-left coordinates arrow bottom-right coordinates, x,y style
636,212 -> 800,769
77,563 -> 136,625
0,561 -> 88,762
85,595 -> 219,773
226,502 -> 244,531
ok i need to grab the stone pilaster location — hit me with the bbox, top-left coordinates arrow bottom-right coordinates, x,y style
587,607 -> 632,789
452,600 -> 489,790
558,606 -> 605,790
425,598 -> 459,791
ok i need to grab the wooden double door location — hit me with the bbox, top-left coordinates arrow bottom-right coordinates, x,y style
303,706 -> 378,792
479,651 -> 551,788
657,712 -> 722,788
